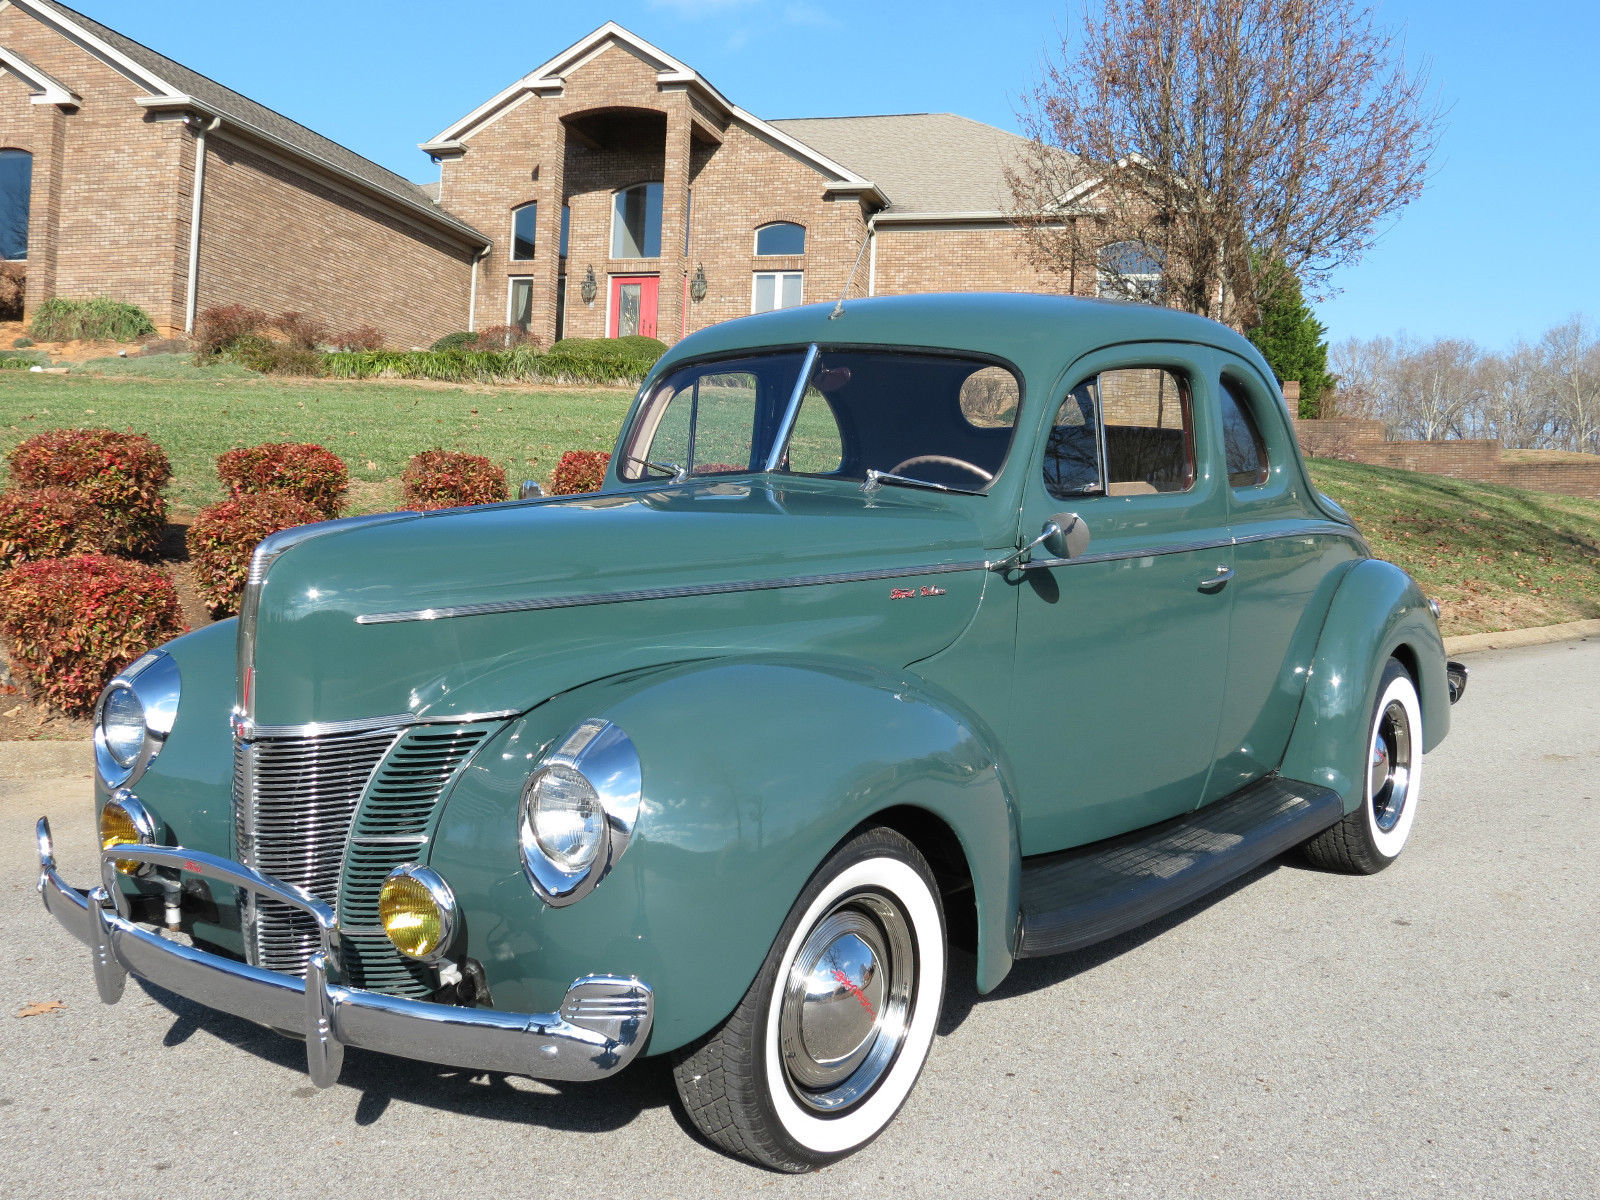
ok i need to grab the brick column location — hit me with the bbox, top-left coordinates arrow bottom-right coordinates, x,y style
656,101 -> 692,343
23,104 -> 66,317
533,114 -> 567,347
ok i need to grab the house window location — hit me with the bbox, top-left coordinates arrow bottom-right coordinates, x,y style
755,222 -> 805,256
560,204 -> 570,258
509,277 -> 534,332
612,182 -> 662,259
753,271 -> 803,314
1096,240 -> 1162,301
511,203 -> 536,261
0,149 -> 32,261
555,274 -> 567,341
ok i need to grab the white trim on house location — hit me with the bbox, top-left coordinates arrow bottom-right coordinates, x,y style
11,0 -> 178,97
0,44 -> 78,107
751,270 -> 803,315
420,23 -> 884,204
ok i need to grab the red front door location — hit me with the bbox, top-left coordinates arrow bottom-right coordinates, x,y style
609,275 -> 658,339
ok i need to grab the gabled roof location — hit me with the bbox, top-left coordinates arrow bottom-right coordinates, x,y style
0,42 -> 79,107
15,0 -> 486,245
770,113 -> 1048,218
422,22 -> 882,203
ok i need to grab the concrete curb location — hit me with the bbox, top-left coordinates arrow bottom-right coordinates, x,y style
1443,618 -> 1600,656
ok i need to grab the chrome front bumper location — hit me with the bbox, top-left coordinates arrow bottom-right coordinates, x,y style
34,817 -> 652,1087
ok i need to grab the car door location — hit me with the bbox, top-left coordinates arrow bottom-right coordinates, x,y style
1008,345 -> 1233,855
1205,355 -> 1366,802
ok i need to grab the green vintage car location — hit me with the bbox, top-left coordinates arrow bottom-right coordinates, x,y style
38,294 -> 1466,1170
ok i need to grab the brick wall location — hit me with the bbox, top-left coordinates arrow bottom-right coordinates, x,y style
0,7 -> 187,329
197,132 -> 473,347
1292,416 -> 1600,500
872,225 -> 1077,297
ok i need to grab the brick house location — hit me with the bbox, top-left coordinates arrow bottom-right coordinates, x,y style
425,22 -> 1108,347
0,8 -> 1147,349
0,0 -> 487,344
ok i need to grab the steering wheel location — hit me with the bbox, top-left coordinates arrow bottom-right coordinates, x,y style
889,455 -> 994,484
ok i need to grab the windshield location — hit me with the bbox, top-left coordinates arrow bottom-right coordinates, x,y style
618,347 -> 1021,492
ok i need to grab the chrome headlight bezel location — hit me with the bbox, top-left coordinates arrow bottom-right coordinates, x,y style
519,719 -> 642,907
379,864 -> 459,963
93,650 -> 180,789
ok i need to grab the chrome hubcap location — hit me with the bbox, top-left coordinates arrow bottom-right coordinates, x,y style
1370,699 -> 1413,833
778,890 -> 915,1112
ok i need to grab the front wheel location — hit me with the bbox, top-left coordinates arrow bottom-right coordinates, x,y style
672,826 -> 946,1171
1302,657 -> 1423,873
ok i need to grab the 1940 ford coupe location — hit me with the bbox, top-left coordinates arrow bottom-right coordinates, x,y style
38,294 -> 1466,1170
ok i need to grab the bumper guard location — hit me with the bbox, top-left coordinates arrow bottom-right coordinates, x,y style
35,817 -> 652,1087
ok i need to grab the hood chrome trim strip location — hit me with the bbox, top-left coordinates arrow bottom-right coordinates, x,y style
354,560 -> 990,625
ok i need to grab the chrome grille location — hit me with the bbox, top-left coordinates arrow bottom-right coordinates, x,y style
337,725 -> 492,997
232,720 -> 407,976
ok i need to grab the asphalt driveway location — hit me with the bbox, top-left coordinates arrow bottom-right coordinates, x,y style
2,636 -> 1596,1199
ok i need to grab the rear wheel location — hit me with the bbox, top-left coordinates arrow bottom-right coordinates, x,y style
672,826 -> 946,1171
1302,657 -> 1422,874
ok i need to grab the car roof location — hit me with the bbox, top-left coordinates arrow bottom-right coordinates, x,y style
657,293 -> 1275,387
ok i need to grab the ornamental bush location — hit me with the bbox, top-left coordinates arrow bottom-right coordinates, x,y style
216,442 -> 348,517
272,310 -> 330,351
186,492 -> 322,616
194,303 -> 267,359
400,449 -> 508,510
430,330 -> 478,351
29,296 -> 156,342
6,428 -> 172,556
0,487 -> 92,568
333,324 -> 384,352
0,555 -> 185,715
550,450 -> 611,495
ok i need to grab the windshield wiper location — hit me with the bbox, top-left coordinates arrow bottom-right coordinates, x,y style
624,455 -> 687,483
860,469 -> 983,496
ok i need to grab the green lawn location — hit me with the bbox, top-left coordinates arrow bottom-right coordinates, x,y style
0,372 -> 634,512
1307,458 -> 1600,635
1,371 -> 1596,637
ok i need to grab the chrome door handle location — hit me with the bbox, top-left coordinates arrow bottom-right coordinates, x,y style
1197,565 -> 1234,592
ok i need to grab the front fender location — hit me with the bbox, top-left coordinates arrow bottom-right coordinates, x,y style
1278,558 -> 1450,811
426,656 -> 1020,1054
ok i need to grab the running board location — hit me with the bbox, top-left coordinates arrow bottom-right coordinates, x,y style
1015,776 -> 1343,959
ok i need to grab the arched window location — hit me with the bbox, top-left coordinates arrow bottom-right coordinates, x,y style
754,221 -> 805,256
611,182 -> 662,259
0,150 -> 32,262
511,202 -> 537,261
1096,240 -> 1162,301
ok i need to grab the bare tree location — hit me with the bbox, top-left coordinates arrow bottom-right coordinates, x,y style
1008,0 -> 1442,324
1533,317 -> 1600,455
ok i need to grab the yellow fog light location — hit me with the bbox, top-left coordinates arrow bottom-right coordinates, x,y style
378,866 -> 457,963
99,792 -> 156,876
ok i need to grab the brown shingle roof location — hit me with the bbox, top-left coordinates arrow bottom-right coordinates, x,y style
770,113 -> 1043,216
27,0 -> 485,244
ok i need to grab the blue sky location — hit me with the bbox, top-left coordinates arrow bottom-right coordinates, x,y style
68,0 -> 1598,348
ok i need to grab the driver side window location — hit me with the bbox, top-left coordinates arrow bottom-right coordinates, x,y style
1043,367 -> 1196,500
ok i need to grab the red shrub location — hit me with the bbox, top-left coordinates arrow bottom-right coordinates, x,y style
477,323 -> 539,350
0,555 -> 185,715
272,311 -> 330,351
195,303 -> 266,358
6,428 -> 171,556
550,450 -> 611,495
187,493 -> 322,616
0,487 -> 92,568
333,324 -> 384,352
400,449 -> 508,510
216,442 -> 348,517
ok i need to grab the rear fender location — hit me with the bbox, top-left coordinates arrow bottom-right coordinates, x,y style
426,656 -> 1020,1054
1278,558 -> 1450,811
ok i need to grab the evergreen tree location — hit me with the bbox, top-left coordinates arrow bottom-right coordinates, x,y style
1245,264 -> 1335,418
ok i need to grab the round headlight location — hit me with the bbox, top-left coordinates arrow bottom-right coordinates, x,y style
100,685 -> 146,769
524,764 -> 605,873
378,866 -> 456,961
99,793 -> 155,876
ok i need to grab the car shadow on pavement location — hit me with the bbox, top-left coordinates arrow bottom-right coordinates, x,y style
936,859 -> 1280,1037
133,977 -> 674,1133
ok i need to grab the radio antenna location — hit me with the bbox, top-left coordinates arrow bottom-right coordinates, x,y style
830,213 -> 877,320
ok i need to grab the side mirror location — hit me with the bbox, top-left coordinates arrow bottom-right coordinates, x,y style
519,480 -> 544,500
1040,512 -> 1089,560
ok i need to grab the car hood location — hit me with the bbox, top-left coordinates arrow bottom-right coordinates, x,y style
246,477 -> 996,726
